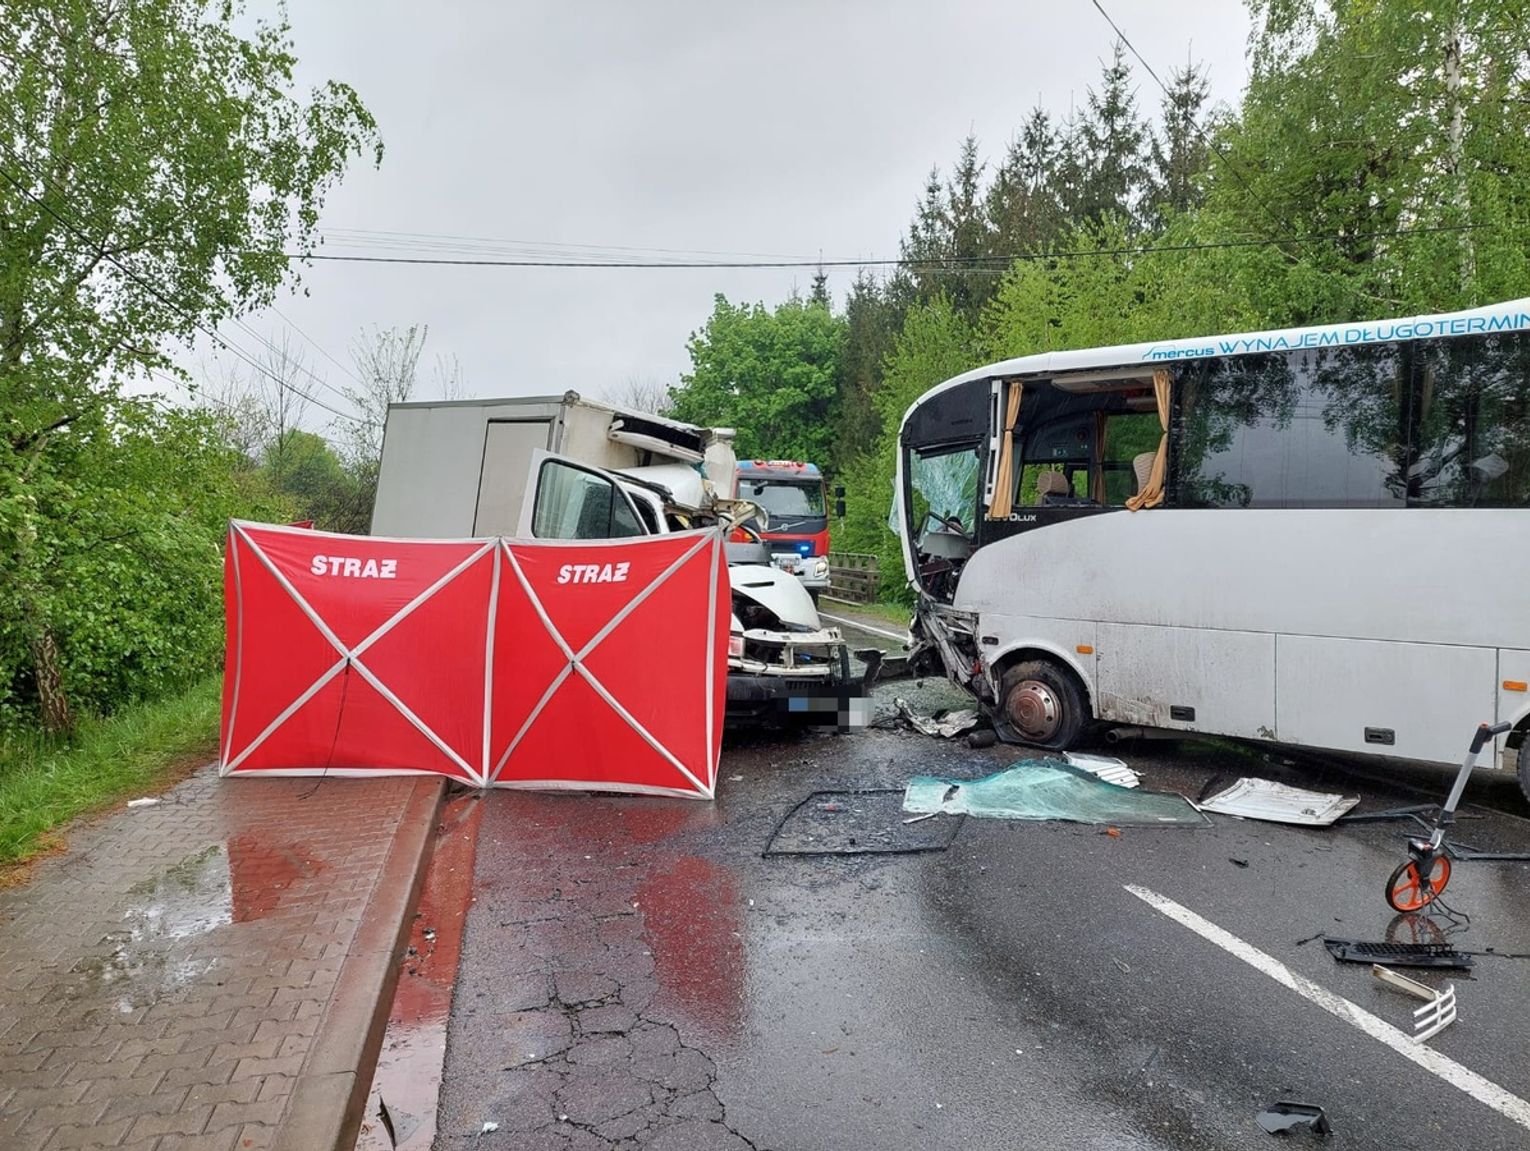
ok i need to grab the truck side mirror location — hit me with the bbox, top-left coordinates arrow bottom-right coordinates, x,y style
833,484 -> 846,499
834,497 -> 846,519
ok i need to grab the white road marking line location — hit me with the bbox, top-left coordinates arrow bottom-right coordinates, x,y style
817,611 -> 908,644
1124,884 -> 1530,1133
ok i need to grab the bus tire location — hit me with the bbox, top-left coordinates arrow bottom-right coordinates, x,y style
1517,741 -> 1530,807
995,659 -> 1086,751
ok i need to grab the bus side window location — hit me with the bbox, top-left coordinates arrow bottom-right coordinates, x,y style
1015,415 -> 1095,508
1101,411 -> 1163,505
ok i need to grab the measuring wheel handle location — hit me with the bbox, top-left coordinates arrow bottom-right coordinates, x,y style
1381,721 -> 1509,912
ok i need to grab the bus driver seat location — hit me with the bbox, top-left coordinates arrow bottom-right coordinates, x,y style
1035,470 -> 1071,505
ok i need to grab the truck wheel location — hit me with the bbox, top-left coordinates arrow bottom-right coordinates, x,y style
1518,740 -> 1530,807
995,659 -> 1085,751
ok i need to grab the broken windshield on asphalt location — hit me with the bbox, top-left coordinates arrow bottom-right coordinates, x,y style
903,761 -> 1206,826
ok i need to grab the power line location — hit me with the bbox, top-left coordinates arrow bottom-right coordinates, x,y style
268,304 -> 369,391
316,226 -> 813,264
1087,0 -> 1299,252
0,148 -> 366,427
282,222 -> 1490,271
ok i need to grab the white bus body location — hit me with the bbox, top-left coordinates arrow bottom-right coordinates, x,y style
893,299 -> 1530,776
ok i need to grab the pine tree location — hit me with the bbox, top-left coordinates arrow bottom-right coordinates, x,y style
809,264 -> 831,307
833,270 -> 900,467
986,108 -> 1069,256
1147,61 -> 1212,226
1077,41 -> 1150,229
898,136 -> 994,317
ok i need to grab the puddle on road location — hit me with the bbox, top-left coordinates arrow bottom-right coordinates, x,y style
356,794 -> 484,1151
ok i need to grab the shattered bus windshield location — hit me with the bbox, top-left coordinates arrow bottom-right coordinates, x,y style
908,446 -> 979,533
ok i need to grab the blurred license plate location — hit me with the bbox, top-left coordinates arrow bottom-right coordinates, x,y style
775,556 -> 798,573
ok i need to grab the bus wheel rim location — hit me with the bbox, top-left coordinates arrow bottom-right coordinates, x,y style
1009,680 -> 1061,742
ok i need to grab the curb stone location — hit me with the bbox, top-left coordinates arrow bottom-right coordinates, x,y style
273,776 -> 448,1151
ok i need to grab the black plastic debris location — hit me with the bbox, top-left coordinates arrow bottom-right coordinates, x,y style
1323,938 -> 1474,970
1257,1102 -> 1331,1136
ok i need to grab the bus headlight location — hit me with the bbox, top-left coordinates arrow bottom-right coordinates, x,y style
812,557 -> 829,578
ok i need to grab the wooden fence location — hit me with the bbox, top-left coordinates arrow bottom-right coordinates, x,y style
826,551 -> 879,604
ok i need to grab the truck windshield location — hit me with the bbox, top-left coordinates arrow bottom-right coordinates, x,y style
742,480 -> 825,519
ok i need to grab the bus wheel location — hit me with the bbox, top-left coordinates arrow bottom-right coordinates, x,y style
1517,741 -> 1530,806
995,660 -> 1085,750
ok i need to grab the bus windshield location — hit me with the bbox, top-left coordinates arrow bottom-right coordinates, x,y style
741,479 -> 825,520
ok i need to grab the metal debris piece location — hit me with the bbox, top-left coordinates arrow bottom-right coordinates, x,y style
1323,938 -> 1474,970
1063,752 -> 1141,788
1256,1101 -> 1331,1135
1371,965 -> 1458,1042
894,697 -> 981,739
1199,778 -> 1358,826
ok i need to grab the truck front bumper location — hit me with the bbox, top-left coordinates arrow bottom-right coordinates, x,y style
724,673 -> 871,728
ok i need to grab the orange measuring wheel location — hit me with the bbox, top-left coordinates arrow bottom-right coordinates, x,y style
1386,854 -> 1452,912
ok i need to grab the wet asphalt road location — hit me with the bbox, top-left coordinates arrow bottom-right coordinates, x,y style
434,618 -> 1530,1150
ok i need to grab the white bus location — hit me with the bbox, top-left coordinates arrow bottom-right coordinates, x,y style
892,298 -> 1530,793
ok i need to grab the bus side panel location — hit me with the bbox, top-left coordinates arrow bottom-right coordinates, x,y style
1500,650 -> 1530,770
980,615 -> 1097,704
1095,624 -> 1275,740
1275,636 -> 1496,764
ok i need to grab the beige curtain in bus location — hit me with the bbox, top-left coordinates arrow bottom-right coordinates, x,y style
1125,368 -> 1172,511
987,382 -> 1024,518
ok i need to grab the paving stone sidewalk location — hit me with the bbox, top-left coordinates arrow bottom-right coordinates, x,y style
0,764 -> 442,1151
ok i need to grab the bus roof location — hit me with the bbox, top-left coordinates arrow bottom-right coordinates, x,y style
737,460 -> 822,478
903,296 -> 1530,428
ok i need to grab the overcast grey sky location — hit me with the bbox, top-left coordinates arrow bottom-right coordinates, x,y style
197,1 -> 1252,419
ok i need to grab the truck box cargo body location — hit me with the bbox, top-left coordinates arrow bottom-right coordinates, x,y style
370,392 -> 867,729
371,393 -> 735,539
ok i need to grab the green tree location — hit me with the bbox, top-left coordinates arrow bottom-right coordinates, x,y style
1077,42 -> 1150,229
1146,61 -> 1212,227
837,297 -> 979,602
832,270 -> 901,469
1210,0 -> 1530,321
0,0 -> 380,730
0,401 -> 289,733
898,136 -> 995,316
669,294 -> 845,464
986,109 -> 1071,256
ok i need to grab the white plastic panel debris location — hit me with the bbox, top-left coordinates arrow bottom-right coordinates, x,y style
1063,752 -> 1140,789
1371,964 -> 1458,1043
1199,778 -> 1359,826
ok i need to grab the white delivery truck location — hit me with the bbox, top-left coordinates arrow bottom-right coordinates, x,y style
370,392 -> 867,727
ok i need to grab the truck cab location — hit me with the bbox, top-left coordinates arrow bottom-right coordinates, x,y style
369,392 -> 865,729
732,460 -> 834,602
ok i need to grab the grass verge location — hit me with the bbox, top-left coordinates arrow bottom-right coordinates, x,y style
0,676 -> 221,869
818,598 -> 914,627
